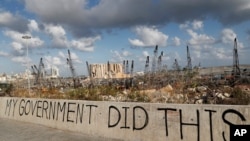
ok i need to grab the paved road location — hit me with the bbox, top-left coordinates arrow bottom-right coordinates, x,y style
0,118 -> 119,141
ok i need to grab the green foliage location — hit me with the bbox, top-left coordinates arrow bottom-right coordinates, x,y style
101,85 -> 119,96
231,87 -> 250,105
128,90 -> 150,102
218,87 -> 250,105
66,87 -> 101,101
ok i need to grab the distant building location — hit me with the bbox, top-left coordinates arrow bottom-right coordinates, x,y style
50,66 -> 60,78
89,63 -> 126,79
0,74 -> 7,83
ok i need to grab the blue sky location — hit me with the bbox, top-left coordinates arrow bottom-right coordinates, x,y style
0,0 -> 250,76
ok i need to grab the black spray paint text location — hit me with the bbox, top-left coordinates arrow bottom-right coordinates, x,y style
4,98 -> 249,141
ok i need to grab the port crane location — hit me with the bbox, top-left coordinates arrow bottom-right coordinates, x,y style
31,58 -> 45,85
67,49 -> 78,88
187,46 -> 192,71
232,38 -> 241,79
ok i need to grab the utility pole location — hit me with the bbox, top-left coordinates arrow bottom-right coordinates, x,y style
232,38 -> 241,81
22,35 -> 31,96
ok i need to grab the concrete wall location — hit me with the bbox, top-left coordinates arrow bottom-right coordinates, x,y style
0,97 -> 250,141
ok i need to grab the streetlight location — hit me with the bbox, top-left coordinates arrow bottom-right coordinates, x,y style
22,35 -> 31,96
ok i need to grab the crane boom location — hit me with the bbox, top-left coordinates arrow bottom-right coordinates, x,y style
35,58 -> 45,85
152,45 -> 158,73
144,56 -> 149,73
67,49 -> 76,78
232,38 -> 241,80
187,46 -> 192,70
67,49 -> 79,88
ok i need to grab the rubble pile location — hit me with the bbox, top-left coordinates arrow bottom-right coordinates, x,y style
139,83 -> 250,105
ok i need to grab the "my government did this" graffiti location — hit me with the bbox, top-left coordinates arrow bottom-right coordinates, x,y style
3,98 -> 250,141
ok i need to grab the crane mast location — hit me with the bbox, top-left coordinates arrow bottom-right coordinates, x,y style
144,56 -> 150,73
30,58 -> 45,86
123,60 -> 126,74
157,51 -> 163,72
130,60 -> 134,76
174,59 -> 180,72
232,38 -> 241,80
67,49 -> 77,88
126,60 -> 129,74
151,45 -> 158,73
34,58 -> 45,85
187,46 -> 192,71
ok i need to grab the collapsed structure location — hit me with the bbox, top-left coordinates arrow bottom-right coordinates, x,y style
89,63 -> 125,79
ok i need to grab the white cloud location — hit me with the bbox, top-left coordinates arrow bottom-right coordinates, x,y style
213,48 -> 232,60
44,24 -> 68,48
58,50 -> 82,64
28,19 -> 39,32
110,50 -> 123,62
129,26 -> 168,47
28,36 -> 44,47
221,28 -> 244,49
221,28 -> 237,44
110,50 -> 132,62
11,42 -> 25,55
0,11 -> 28,32
3,30 -> 43,66
172,37 -> 181,46
179,20 -> 203,30
0,12 -> 14,24
179,21 -> 190,30
44,55 -> 64,68
128,39 -> 144,47
0,51 -> 9,57
192,20 -> 203,30
187,29 -> 215,46
122,50 -> 131,57
70,36 -> 101,52
138,52 -> 149,63
45,24 -> 66,38
44,24 -> 100,51
58,51 -> 66,58
4,30 -> 44,48
53,57 -> 63,66
43,51 -> 82,75
142,51 -> 149,57
24,0 -> 250,31
11,56 -> 31,67
237,41 -> 244,49
70,51 -> 82,63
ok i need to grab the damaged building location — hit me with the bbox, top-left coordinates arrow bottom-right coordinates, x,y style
89,63 -> 127,79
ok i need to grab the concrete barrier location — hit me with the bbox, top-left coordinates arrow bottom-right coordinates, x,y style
0,97 -> 250,141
